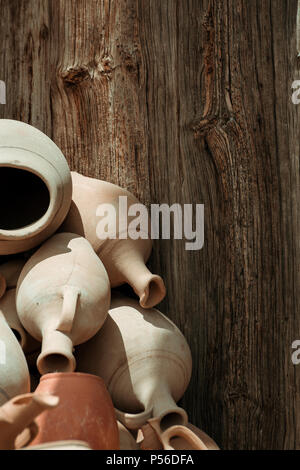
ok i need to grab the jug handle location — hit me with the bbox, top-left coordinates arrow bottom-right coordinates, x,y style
115,407 -> 152,430
149,422 -> 209,451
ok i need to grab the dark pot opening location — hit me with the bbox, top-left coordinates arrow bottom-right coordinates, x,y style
0,167 -> 50,230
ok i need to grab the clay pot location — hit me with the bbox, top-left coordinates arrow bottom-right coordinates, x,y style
16,233 -> 110,374
0,392 -> 59,450
21,440 -> 92,450
0,258 -> 26,289
0,310 -> 30,406
0,289 -> 40,354
118,421 -> 139,450
139,422 -> 219,450
76,294 -> 192,431
61,172 -> 166,308
0,273 -> 5,299
0,120 -> 72,255
29,373 -> 119,450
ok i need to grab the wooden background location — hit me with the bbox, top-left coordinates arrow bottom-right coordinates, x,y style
0,0 -> 299,449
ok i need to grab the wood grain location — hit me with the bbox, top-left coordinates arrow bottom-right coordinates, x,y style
0,0 -> 299,449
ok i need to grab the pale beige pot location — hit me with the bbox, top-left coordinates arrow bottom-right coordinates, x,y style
0,289 -> 40,354
0,392 -> 59,450
141,421 -> 220,450
21,440 -> 91,450
0,311 -> 30,406
0,258 -> 26,300
16,233 -> 111,374
61,172 -> 166,308
76,293 -> 192,431
0,119 -> 72,255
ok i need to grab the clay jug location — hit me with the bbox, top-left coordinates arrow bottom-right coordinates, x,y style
118,421 -> 139,450
21,440 -> 92,450
0,289 -> 40,355
139,422 -> 219,450
76,293 -> 192,431
0,311 -> 30,406
0,120 -> 72,255
29,373 -> 119,450
61,172 -> 166,308
16,233 -> 110,374
0,392 -> 59,450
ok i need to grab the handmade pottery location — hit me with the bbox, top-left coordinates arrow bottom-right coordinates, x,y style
0,258 -> 26,289
149,423 -> 210,450
118,421 -> 139,450
139,422 -> 219,450
0,289 -> 40,354
0,120 -> 72,255
76,294 -> 192,431
0,310 -> 30,406
21,440 -> 91,450
0,392 -> 59,450
61,172 -> 166,308
16,233 -> 110,374
29,373 -> 119,450
0,273 -> 5,299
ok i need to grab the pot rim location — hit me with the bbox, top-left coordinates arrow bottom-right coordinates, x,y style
0,147 -> 64,240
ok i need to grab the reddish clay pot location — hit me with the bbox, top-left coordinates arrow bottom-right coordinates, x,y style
29,372 -> 119,450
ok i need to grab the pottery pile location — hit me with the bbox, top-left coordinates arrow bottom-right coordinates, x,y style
0,120 -> 219,450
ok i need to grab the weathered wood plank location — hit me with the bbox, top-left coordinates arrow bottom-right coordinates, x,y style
0,0 -> 299,449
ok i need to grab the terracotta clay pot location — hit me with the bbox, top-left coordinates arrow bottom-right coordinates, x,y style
16,233 -> 110,374
118,421 -> 139,450
29,373 -> 119,450
139,422 -> 219,450
0,392 -> 59,450
21,440 -> 92,450
0,311 -> 30,406
0,289 -> 40,355
76,293 -> 192,431
0,120 -> 72,255
61,172 -> 166,308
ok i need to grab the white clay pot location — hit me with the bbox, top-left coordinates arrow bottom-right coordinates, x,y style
0,119 -> 72,255
16,233 -> 111,374
0,289 -> 40,354
76,293 -> 192,431
61,172 -> 166,308
142,421 -> 220,450
0,311 -> 30,406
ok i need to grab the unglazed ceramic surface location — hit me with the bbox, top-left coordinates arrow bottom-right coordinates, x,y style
76,293 -> 192,431
0,120 -> 72,255
0,392 -> 59,450
61,172 -> 166,308
0,310 -> 30,406
29,373 -> 119,450
16,233 -> 110,374
118,421 -> 139,450
0,289 -> 40,354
